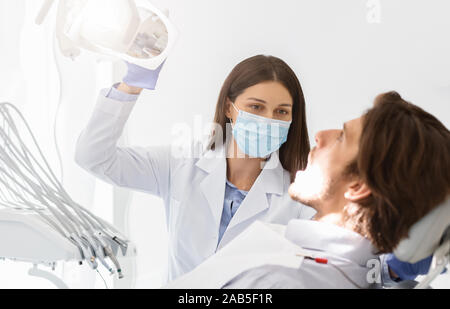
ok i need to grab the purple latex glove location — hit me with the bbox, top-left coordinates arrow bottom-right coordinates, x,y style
122,61 -> 165,90
386,254 -> 432,281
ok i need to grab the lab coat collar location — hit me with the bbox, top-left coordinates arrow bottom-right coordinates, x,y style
197,145 -> 228,229
225,151 -> 285,231
284,219 -> 379,266
196,146 -> 286,233
196,146 -> 285,195
259,151 -> 285,196
195,142 -> 227,173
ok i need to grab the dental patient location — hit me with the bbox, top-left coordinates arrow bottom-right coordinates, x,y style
165,92 -> 450,289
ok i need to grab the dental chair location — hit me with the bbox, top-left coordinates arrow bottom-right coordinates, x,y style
391,197 -> 450,289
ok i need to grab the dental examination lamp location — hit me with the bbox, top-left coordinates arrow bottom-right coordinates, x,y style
35,0 -> 178,69
392,197 -> 450,289
0,103 -> 135,288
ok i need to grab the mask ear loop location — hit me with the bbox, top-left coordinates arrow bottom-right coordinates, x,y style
228,102 -> 240,127
230,102 -> 240,113
226,102 -> 239,155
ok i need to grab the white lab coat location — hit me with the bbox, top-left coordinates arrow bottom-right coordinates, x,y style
74,93 -> 315,282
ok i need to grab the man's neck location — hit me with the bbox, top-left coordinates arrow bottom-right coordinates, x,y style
314,211 -> 345,227
313,201 -> 360,232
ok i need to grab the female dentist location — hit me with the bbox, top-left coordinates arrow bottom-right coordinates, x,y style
75,55 -> 314,282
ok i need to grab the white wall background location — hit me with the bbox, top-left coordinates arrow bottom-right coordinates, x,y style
0,0 -> 449,289
129,0 -> 450,288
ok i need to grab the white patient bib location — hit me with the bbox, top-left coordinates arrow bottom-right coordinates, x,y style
164,221 -> 309,289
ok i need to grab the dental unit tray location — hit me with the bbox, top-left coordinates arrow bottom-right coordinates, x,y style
0,208 -> 135,266
0,102 -> 135,281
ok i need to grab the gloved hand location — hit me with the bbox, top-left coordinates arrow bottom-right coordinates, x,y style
386,253 -> 432,281
122,61 -> 165,90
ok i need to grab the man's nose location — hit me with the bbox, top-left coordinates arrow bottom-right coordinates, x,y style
315,130 -> 338,148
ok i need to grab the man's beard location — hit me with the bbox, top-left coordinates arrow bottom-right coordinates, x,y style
289,164 -> 341,209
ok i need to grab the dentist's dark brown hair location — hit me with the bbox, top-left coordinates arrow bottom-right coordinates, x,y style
210,55 -> 310,179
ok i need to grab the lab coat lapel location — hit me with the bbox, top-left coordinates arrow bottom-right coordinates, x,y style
197,147 -> 227,230
226,151 -> 285,231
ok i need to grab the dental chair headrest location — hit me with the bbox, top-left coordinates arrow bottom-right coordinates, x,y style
394,197 -> 450,263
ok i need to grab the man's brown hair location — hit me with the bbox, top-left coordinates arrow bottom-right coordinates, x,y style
348,91 -> 450,253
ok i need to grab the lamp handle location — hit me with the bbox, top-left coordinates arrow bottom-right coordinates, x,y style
35,0 -> 56,25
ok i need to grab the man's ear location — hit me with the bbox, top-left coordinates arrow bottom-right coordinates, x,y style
344,181 -> 372,202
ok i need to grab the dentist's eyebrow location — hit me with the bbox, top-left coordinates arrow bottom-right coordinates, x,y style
247,97 -> 267,103
247,97 -> 292,107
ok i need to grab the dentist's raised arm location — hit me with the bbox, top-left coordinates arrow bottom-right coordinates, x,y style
74,62 -> 170,197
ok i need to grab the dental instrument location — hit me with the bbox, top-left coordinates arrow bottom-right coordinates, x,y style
0,102 -> 135,282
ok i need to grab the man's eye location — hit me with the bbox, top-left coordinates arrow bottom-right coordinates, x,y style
337,131 -> 344,141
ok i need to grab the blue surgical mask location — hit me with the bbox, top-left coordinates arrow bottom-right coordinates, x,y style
230,103 -> 292,158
